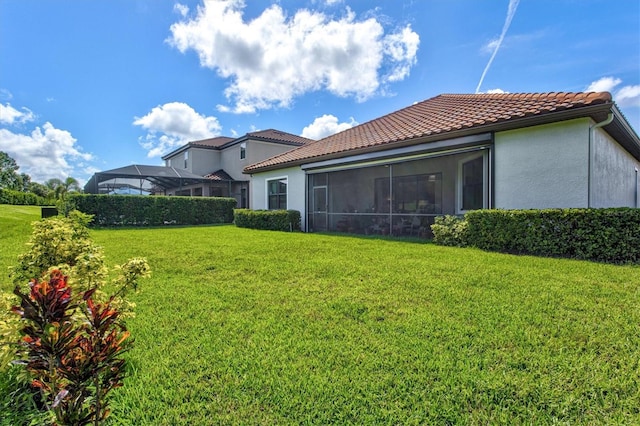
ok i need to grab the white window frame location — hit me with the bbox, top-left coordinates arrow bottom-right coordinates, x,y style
240,143 -> 247,160
456,152 -> 488,214
184,151 -> 189,169
266,176 -> 288,210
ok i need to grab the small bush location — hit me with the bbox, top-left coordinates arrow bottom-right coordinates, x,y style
1,210 -> 151,424
431,215 -> 468,247
2,211 -> 150,372
12,270 -> 131,425
234,209 -> 301,232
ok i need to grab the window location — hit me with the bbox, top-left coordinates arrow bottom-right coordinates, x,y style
267,178 -> 287,210
240,143 -> 246,160
184,151 -> 189,169
460,156 -> 484,211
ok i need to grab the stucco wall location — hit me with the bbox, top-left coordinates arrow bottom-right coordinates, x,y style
591,127 -> 640,207
249,167 -> 306,225
494,119 -> 590,209
190,148 -> 221,176
223,141 -> 302,181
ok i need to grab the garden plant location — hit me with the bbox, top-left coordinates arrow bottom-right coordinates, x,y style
1,209 -> 149,425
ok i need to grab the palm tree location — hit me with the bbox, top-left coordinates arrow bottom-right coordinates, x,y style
45,177 -> 81,200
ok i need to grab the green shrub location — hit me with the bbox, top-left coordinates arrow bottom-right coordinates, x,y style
431,215 -> 468,247
234,209 -> 301,232
1,211 -> 151,424
2,211 -> 150,372
0,188 -> 47,206
453,208 -> 640,264
62,194 -> 236,227
12,270 -> 131,425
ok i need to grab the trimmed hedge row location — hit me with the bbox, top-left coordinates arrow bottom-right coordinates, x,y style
432,208 -> 640,264
64,194 -> 236,227
234,209 -> 301,232
0,188 -> 48,206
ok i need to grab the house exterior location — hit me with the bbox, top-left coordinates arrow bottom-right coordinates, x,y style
85,129 -> 313,208
244,92 -> 640,237
161,129 -> 314,207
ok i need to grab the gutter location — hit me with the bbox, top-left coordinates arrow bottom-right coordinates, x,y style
588,112 -> 614,207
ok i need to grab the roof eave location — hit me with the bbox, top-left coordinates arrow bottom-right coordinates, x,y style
245,103 -> 617,174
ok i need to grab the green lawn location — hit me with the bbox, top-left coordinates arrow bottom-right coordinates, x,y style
1,205 -> 639,425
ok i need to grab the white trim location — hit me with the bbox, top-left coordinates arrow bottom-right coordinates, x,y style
456,151 -> 489,214
265,175 -> 288,210
304,145 -> 492,175
302,133 -> 492,172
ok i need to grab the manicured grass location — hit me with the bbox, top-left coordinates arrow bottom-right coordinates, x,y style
1,205 -> 639,424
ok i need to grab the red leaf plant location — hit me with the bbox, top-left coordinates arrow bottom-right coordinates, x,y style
12,270 -> 132,425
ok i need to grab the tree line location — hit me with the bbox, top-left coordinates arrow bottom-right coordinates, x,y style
0,151 -> 81,201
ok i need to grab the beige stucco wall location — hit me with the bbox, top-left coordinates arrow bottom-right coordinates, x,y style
223,140 -> 301,181
190,148 -> 221,176
494,118 -> 591,209
165,148 -> 221,176
591,126 -> 640,207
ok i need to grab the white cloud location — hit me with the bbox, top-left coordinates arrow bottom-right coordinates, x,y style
586,76 -> 640,108
486,88 -> 508,94
168,1 -> 419,113
615,85 -> 640,108
0,122 -> 92,183
301,114 -> 357,140
586,76 -> 622,93
0,89 -> 12,101
133,102 -> 222,157
174,3 -> 189,18
0,103 -> 36,125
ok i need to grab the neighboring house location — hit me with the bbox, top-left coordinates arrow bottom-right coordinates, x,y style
84,129 -> 314,208
244,92 -> 640,237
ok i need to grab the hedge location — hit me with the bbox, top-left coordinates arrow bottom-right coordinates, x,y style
234,209 -> 301,232
0,188 -> 48,206
63,194 -> 236,227
431,208 -> 640,264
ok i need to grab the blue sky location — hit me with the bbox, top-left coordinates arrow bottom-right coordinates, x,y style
1,0 -> 638,184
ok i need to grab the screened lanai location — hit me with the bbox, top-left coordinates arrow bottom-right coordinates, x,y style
305,148 -> 490,238
83,165 -> 214,195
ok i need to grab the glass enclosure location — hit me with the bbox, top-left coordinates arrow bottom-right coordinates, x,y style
307,150 -> 488,238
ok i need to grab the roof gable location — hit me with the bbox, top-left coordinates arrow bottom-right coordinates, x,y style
245,92 -> 625,173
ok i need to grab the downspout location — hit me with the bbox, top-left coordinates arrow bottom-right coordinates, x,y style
588,112 -> 614,207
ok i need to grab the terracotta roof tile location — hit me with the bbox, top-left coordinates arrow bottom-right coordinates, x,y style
245,129 -> 314,146
190,136 -> 235,148
204,169 -> 234,181
245,92 -> 613,172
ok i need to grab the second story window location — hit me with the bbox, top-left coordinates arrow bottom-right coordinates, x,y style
240,143 -> 246,160
184,151 -> 189,169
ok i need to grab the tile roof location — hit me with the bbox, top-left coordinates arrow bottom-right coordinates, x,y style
163,130 -> 313,160
204,169 -> 234,181
243,129 -> 315,146
245,92 -> 614,172
190,136 -> 235,148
